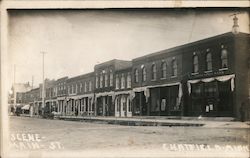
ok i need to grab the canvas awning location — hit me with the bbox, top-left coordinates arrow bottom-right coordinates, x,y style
21,104 -> 30,110
187,74 -> 235,94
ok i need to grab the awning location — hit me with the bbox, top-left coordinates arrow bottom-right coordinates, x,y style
187,74 -> 235,94
21,104 -> 30,110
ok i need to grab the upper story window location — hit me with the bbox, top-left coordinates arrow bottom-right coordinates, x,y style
193,54 -> 199,73
134,69 -> 139,83
206,52 -> 212,71
127,72 -> 131,88
110,70 -> 113,87
221,49 -> 228,69
75,84 -> 78,93
80,83 -> 82,92
161,61 -> 167,78
104,73 -> 108,87
116,74 -> 120,89
84,82 -> 87,92
72,85 -> 74,94
151,64 -> 156,80
171,58 -> 177,76
95,74 -> 99,89
142,66 -> 147,82
89,81 -> 92,92
100,73 -> 103,88
121,73 -> 125,89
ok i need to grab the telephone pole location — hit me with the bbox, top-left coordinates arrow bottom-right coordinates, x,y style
41,52 -> 47,115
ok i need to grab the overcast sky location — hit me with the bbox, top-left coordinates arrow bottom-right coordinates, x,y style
8,9 -> 249,88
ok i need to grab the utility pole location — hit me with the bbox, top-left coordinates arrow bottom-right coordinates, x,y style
41,52 -> 47,115
13,64 -> 16,108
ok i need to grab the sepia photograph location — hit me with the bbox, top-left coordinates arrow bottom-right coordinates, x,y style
2,7 -> 250,158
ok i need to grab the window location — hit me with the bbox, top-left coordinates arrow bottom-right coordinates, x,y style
80,83 -> 82,92
206,52 -> 212,71
134,69 -> 138,83
193,55 -> 199,73
110,70 -> 113,86
75,84 -> 78,93
161,61 -> 167,78
142,67 -> 146,82
121,73 -> 125,89
95,74 -> 99,88
127,73 -> 131,88
151,64 -> 156,80
89,81 -> 92,91
116,74 -> 120,89
104,73 -> 108,87
84,82 -> 87,92
100,73 -> 103,88
171,59 -> 177,76
72,85 -> 74,94
221,49 -> 228,69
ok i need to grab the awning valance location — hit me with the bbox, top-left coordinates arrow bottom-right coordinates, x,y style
187,74 -> 235,94
21,104 -> 30,110
132,82 -> 182,103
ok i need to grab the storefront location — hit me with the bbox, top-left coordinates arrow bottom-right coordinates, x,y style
95,92 -> 115,116
114,91 -> 133,117
187,74 -> 235,117
148,82 -> 182,116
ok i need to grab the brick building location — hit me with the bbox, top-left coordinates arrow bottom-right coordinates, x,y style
12,31 -> 250,120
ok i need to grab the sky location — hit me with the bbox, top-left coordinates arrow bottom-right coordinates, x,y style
8,9 -> 249,89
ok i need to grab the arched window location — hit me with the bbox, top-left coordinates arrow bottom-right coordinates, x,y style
109,70 -> 113,87
161,62 -> 167,78
193,55 -> 199,73
127,72 -> 131,88
151,64 -> 156,80
121,73 -> 125,89
206,52 -> 212,71
100,73 -> 103,88
116,74 -> 120,89
142,67 -> 146,82
221,49 -> 228,68
171,58 -> 177,76
134,69 -> 138,83
104,73 -> 108,87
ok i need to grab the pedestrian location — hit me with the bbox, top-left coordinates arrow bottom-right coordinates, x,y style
239,102 -> 246,122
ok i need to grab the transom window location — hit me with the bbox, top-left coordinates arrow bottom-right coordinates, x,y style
206,52 -> 212,71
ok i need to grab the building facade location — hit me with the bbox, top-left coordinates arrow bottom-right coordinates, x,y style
11,32 -> 250,119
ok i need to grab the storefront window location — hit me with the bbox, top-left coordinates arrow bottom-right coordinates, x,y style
151,64 -> 156,80
161,62 -> 167,78
193,55 -> 199,73
142,67 -> 146,82
206,52 -> 212,71
204,82 -> 216,97
221,49 -> 228,68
